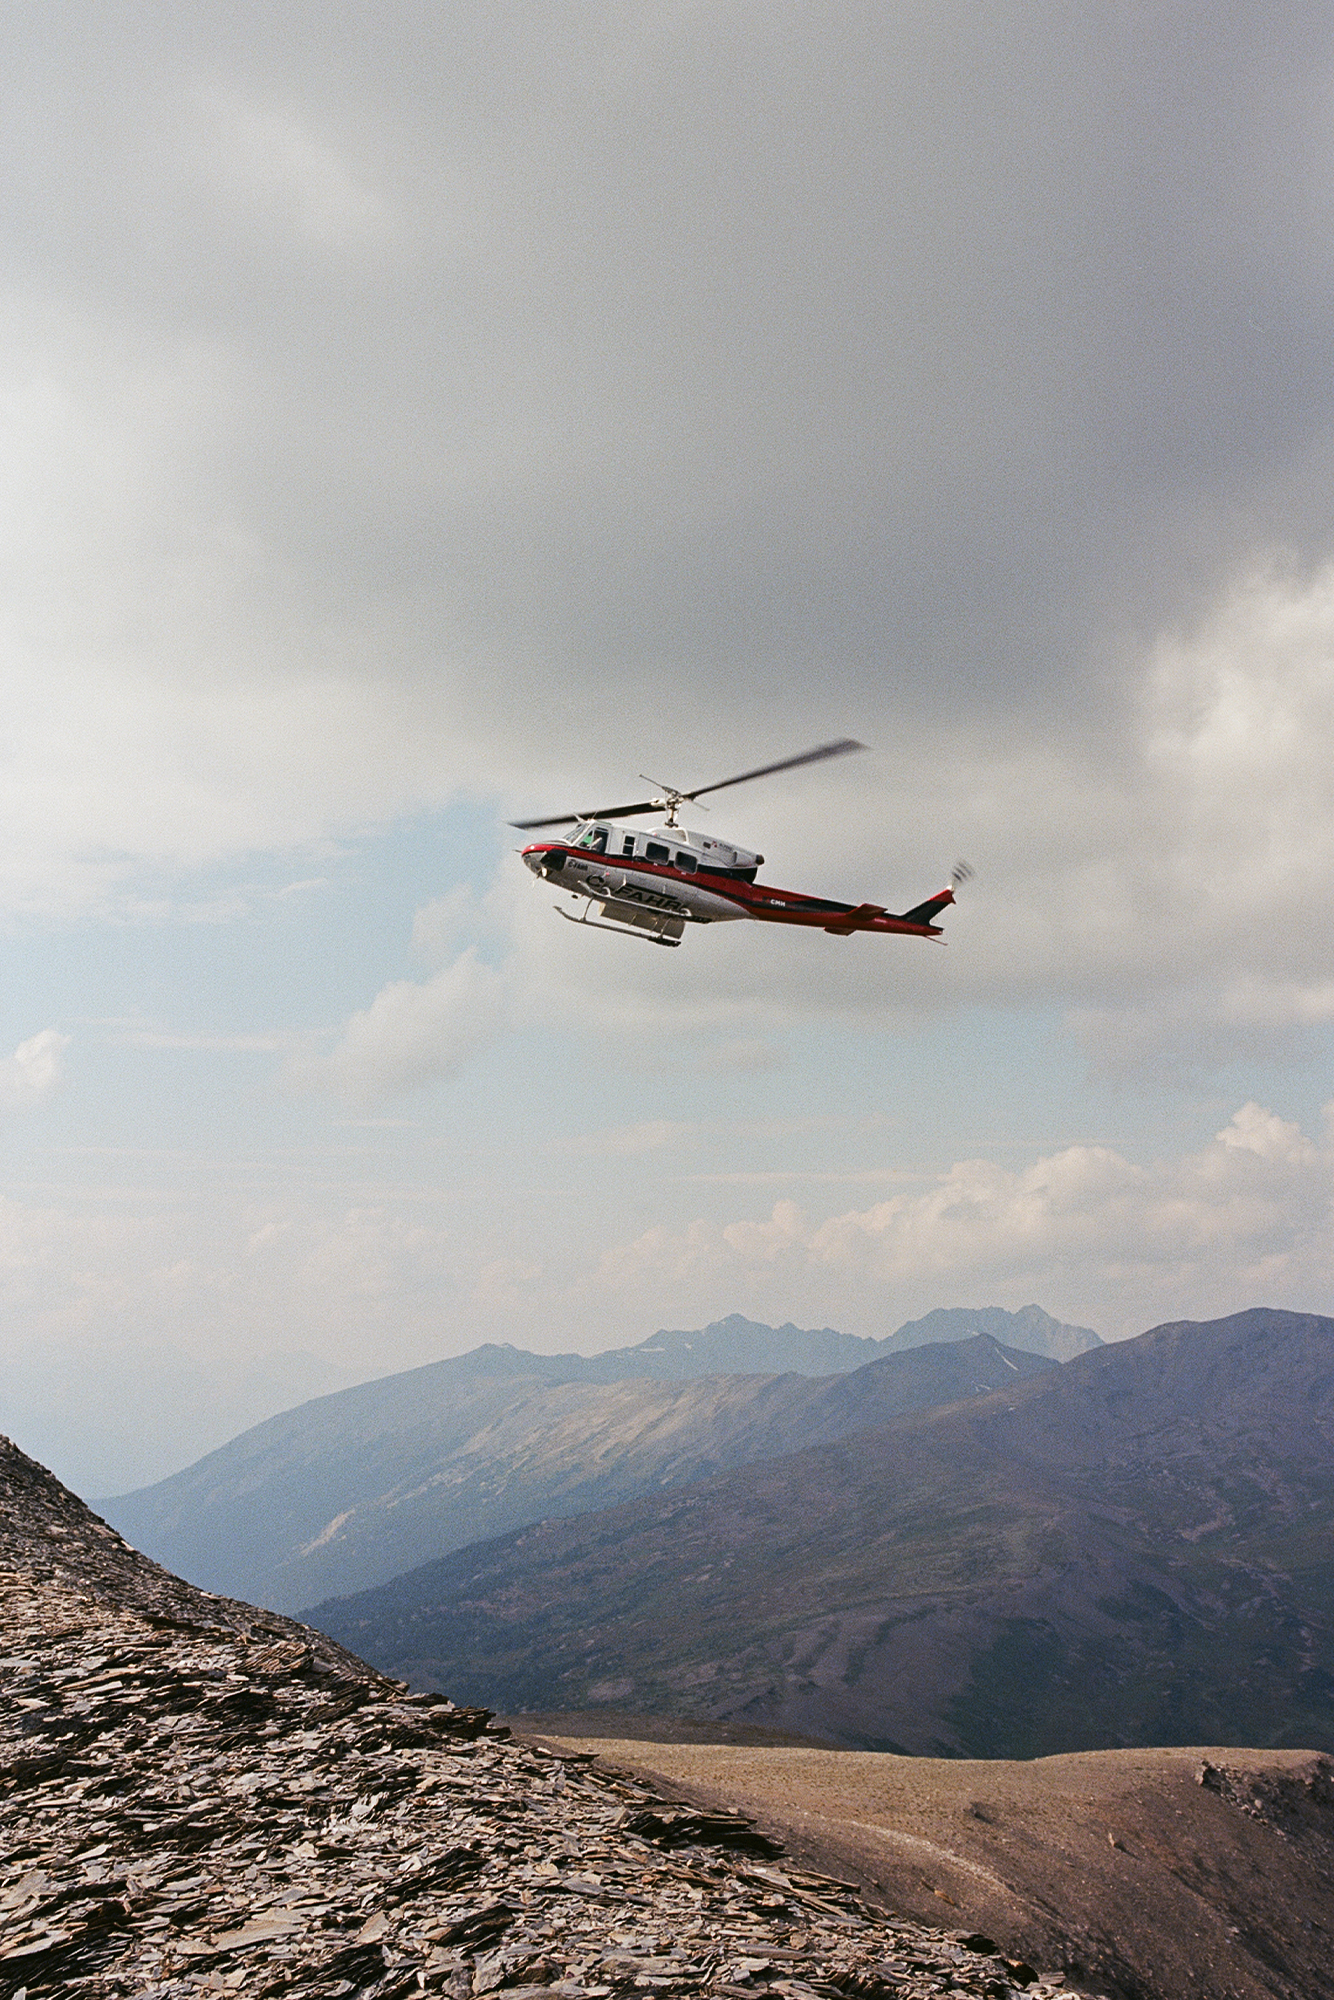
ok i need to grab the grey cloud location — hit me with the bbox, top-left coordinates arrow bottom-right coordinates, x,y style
6,3 -> 1334,1063
8,4 -> 1334,748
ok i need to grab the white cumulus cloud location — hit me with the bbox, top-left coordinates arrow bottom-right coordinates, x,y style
0,1030 -> 69,1113
588,1103 -> 1334,1337
295,950 -> 505,1104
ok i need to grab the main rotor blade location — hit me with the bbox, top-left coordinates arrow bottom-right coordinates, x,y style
510,797 -> 661,830
684,737 -> 866,802
510,740 -> 866,829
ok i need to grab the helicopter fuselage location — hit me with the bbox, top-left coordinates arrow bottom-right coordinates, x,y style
521,821 -> 954,947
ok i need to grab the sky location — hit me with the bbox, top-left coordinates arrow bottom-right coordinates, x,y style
5,2 -> 1334,1494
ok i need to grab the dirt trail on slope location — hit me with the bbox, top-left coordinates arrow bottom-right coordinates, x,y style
524,1732 -> 1334,2000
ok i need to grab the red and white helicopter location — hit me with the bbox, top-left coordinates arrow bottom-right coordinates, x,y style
514,739 -> 967,948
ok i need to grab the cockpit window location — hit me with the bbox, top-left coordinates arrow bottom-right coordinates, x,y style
589,826 -> 608,852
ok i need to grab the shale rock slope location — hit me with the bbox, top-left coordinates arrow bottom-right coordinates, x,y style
1,1434 -> 1074,2000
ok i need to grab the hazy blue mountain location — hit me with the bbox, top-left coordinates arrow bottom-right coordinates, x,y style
881,1304 -> 1101,1362
573,1313 -> 883,1378
309,1309 -> 1334,1759
100,1335 -> 1053,1613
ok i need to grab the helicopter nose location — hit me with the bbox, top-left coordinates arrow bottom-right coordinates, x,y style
524,845 -> 565,876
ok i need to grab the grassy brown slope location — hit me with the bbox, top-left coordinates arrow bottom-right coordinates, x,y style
312,1310 -> 1334,1755
528,1735 -> 1334,2000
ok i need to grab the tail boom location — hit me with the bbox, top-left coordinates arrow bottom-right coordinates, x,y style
744,884 -> 956,936
820,887 -> 955,936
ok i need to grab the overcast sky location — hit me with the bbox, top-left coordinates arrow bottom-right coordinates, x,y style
5,2 -> 1334,1493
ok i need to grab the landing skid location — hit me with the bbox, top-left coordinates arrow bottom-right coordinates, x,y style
555,903 -> 681,946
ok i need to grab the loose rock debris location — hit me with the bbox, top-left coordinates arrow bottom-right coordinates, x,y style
1,1437 -> 1092,1998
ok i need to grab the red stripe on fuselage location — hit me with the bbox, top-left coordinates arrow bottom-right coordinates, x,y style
522,842 -> 950,937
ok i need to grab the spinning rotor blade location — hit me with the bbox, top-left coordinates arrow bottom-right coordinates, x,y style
682,737 -> 866,803
510,738 -> 866,830
511,798 -> 660,830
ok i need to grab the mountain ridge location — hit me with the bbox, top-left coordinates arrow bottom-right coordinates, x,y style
101,1333 -> 1055,1611
100,1300 -> 1099,1513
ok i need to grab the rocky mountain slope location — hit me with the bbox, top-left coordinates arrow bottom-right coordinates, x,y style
101,1336 -> 1053,1613
311,1309 -> 1334,1758
2,1433 -> 1060,2000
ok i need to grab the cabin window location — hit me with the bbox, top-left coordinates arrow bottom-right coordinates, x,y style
621,834 -> 636,857
674,851 -> 697,871
645,841 -> 669,863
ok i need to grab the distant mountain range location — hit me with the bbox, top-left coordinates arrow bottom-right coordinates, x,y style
879,1303 -> 1100,1362
582,1305 -> 1100,1375
102,1327 -> 1056,1611
309,1309 -> 1334,1759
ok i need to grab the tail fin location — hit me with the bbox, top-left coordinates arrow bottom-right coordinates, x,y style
896,886 -> 955,927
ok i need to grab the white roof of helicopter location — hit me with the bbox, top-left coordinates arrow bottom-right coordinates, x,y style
572,819 -> 758,859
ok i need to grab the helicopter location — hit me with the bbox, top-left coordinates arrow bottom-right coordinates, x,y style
513,739 -> 967,948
